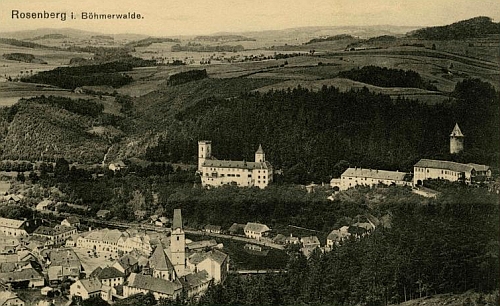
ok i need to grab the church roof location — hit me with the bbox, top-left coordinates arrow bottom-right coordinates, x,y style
149,244 -> 174,272
450,123 -> 464,137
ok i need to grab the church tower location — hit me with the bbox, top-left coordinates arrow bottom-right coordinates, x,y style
198,140 -> 212,172
170,209 -> 186,276
255,144 -> 265,163
450,123 -> 464,154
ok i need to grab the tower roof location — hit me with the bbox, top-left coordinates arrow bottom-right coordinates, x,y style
450,123 -> 464,137
173,209 -> 182,230
256,144 -> 264,154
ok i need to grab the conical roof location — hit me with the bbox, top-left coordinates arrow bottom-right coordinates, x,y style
255,144 -> 264,154
450,123 -> 464,137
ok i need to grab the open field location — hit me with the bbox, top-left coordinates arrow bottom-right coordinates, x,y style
73,247 -> 118,276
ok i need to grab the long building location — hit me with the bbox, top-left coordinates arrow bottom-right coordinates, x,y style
198,141 -> 273,189
413,159 -> 491,185
339,167 -> 412,191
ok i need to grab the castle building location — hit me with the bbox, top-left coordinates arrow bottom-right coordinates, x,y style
198,141 -> 273,189
339,168 -> 412,190
450,123 -> 464,154
413,159 -> 491,185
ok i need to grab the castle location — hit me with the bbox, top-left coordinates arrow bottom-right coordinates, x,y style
198,141 -> 273,189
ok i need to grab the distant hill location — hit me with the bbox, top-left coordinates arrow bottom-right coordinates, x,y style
193,35 -> 256,42
305,34 -> 356,44
0,38 -> 58,50
125,37 -> 181,48
408,16 -> 500,40
29,33 -> 68,41
0,28 -> 148,41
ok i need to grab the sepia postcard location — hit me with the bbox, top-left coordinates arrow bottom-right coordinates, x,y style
0,1 -> 498,305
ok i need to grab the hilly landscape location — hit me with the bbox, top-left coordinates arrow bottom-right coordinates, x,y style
0,16 -> 498,182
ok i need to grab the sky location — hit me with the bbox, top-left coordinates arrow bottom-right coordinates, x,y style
0,0 -> 499,36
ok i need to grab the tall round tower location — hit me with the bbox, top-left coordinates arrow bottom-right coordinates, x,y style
450,123 -> 464,154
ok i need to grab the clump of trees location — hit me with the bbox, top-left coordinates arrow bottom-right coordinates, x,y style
167,69 -> 208,86
338,65 -> 438,90
21,61 -> 134,89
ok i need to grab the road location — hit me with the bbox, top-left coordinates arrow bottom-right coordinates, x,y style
78,216 -> 285,250
184,229 -> 285,250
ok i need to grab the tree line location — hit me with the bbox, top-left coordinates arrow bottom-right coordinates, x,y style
145,78 -> 499,184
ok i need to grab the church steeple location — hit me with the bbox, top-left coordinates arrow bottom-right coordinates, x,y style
450,123 -> 464,154
170,209 -> 185,276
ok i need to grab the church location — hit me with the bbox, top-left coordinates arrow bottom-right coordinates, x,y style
198,140 -> 273,189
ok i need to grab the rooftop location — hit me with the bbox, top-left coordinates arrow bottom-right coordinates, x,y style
244,222 -> 270,233
414,159 -> 475,173
126,273 -> 182,296
342,168 -> 408,181
450,123 -> 464,137
202,159 -> 270,170
0,218 -> 25,229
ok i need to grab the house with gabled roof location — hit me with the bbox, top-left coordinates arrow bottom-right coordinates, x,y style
113,254 -> 138,276
244,222 -> 270,241
61,216 -> 80,228
91,266 -> 125,288
123,273 -> 183,300
70,278 -> 103,301
0,289 -> 25,306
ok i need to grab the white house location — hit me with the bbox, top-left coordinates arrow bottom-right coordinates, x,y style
326,226 -> 351,249
244,222 -> 270,241
198,141 -> 273,189
70,278 -> 103,301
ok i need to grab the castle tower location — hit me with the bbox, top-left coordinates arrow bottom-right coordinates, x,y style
198,140 -> 212,172
170,209 -> 186,276
255,144 -> 265,163
450,123 -> 464,154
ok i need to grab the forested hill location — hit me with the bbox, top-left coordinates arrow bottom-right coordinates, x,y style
142,78 -> 499,183
408,16 -> 500,39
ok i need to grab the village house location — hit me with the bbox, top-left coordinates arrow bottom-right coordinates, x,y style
61,216 -> 80,228
96,210 -> 111,219
198,141 -> 273,189
326,226 -> 351,249
413,159 -> 491,186
90,266 -> 125,288
0,289 -> 25,306
0,262 -> 45,288
0,218 -> 42,238
77,228 -> 123,254
300,236 -> 321,257
108,161 -> 127,172
123,273 -> 183,301
32,225 -> 77,246
113,254 -> 139,276
35,200 -> 53,212
203,225 -> 222,234
340,167 -> 412,191
70,278 -> 107,302
244,222 -> 270,241
43,248 -> 82,283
